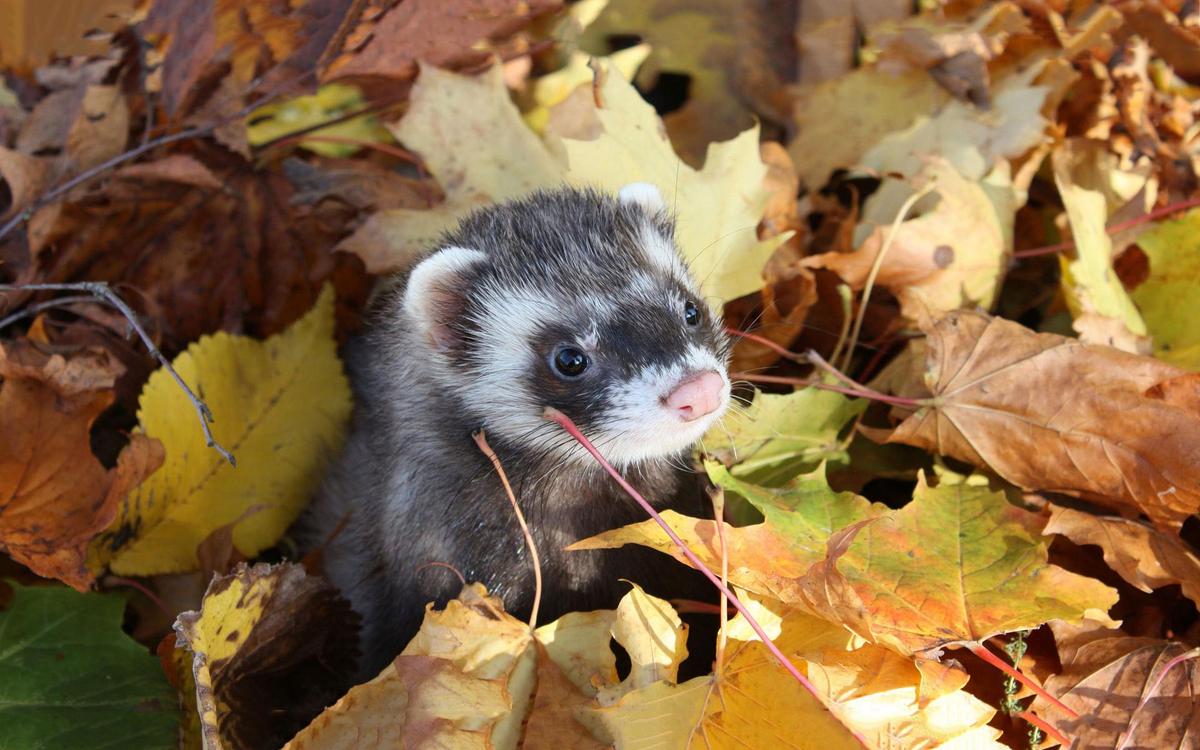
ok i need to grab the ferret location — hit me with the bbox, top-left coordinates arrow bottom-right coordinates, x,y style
297,184 -> 732,678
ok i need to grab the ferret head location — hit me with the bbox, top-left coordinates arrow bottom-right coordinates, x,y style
399,185 -> 732,467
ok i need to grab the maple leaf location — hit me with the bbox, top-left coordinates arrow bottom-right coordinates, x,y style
174,562 -> 360,749
882,309 -> 1200,529
0,343 -> 162,589
578,464 -> 1116,660
0,583 -> 179,749
1038,620 -> 1200,748
703,386 -> 866,484
90,285 -> 351,575
1045,506 -> 1200,607
803,157 -> 1015,320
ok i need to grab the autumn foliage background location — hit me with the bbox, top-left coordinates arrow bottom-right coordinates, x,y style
1,1 -> 1200,748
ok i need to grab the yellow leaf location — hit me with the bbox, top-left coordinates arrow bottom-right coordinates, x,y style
525,45 -> 650,133
1052,140 -> 1150,352
555,64 -> 786,302
246,83 -> 392,157
92,286 -> 351,575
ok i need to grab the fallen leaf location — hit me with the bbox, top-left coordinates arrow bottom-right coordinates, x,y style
883,309 -> 1200,529
703,386 -> 866,484
579,0 -> 761,164
175,562 -> 361,750
0,583 -> 179,749
804,157 -> 1015,319
91,285 -> 352,575
1053,139 -> 1151,352
553,61 -> 786,302
1128,206 -> 1200,369
246,83 -> 393,157
1039,620 -> 1200,749
16,84 -> 129,173
323,0 -> 561,82
788,68 -> 948,190
0,343 -> 162,589
1044,505 -> 1200,607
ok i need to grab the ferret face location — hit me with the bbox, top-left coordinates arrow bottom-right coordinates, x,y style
402,185 -> 732,467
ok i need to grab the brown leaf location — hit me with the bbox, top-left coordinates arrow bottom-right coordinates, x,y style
323,0 -> 561,82
0,342 -> 162,589
16,84 -> 129,173
1040,621 -> 1200,749
1045,506 -> 1200,607
883,310 -> 1200,529
0,147 -> 53,217
26,145 -> 370,349
142,0 -> 352,119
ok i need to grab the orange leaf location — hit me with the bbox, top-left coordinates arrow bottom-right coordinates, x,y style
0,343 -> 161,589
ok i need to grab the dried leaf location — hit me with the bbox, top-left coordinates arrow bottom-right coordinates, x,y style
1040,621 -> 1200,749
0,344 -> 162,589
1045,506 -> 1200,606
175,562 -> 360,750
91,286 -> 352,575
884,310 -> 1200,529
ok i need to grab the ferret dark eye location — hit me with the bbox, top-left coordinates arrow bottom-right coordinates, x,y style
552,347 -> 589,378
683,300 -> 701,326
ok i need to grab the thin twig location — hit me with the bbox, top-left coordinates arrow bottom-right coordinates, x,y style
731,371 -> 923,408
966,642 -> 1079,720
0,294 -> 95,330
724,326 -> 807,364
0,70 -> 316,244
0,282 -> 235,465
473,430 -> 543,629
840,183 -> 934,372
269,133 -> 422,165
710,486 -> 729,674
543,406 -> 870,749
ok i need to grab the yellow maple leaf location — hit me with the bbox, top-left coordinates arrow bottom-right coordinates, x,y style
91,286 -> 351,575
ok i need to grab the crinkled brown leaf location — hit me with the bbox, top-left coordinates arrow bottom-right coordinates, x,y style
0,342 -> 162,589
1045,505 -> 1200,607
175,562 -> 360,750
883,310 -> 1200,529
1039,620 -> 1200,749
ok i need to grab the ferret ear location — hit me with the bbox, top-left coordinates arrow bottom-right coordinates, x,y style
618,182 -> 666,213
403,246 -> 487,351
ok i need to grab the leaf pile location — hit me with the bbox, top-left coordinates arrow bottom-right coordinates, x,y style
2,1 -> 1200,749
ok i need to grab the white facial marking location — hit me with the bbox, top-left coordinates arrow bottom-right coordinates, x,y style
638,223 -> 691,282
594,344 -> 731,467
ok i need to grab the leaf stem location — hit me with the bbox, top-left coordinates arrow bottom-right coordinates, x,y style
0,281 -> 235,465
730,371 -> 923,408
1013,195 -> 1200,258
473,430 -> 543,630
1117,646 -> 1200,750
724,326 -> 807,364
967,642 -> 1079,720
543,406 -> 870,749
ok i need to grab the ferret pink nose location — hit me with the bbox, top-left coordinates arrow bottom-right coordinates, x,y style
664,371 -> 725,422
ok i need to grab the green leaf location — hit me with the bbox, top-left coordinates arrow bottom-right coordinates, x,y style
704,387 -> 866,485
0,584 -> 179,749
